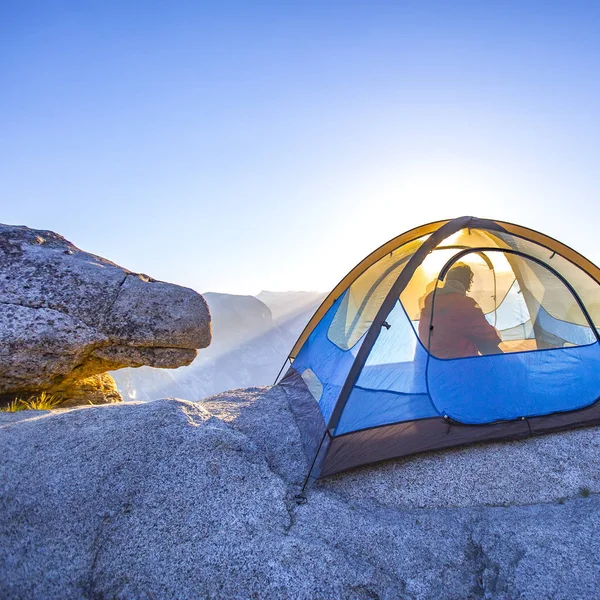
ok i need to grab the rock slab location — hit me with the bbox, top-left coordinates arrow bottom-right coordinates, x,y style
1,386 -> 599,599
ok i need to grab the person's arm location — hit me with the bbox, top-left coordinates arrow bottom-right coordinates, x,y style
462,298 -> 503,355
477,338 -> 502,355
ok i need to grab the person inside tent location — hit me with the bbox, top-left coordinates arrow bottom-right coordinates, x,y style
418,263 -> 503,358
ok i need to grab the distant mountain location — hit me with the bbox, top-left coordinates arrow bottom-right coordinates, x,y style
257,290 -> 326,342
256,290 -> 325,323
111,290 -> 326,402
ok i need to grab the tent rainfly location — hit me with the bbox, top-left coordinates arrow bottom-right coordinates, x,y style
277,216 -> 600,485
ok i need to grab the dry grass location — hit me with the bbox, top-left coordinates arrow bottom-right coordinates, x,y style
2,398 -> 27,413
0,392 -> 62,412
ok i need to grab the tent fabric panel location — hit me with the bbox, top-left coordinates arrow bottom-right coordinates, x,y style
495,220 -> 600,284
485,279 -> 530,332
488,229 -> 600,328
328,237 -> 425,351
291,293 -> 365,424
300,368 -> 323,402
535,303 -> 596,346
427,343 -> 600,424
336,387 -> 437,435
537,252 -> 600,328
320,400 -> 600,478
498,320 -> 534,341
288,219 -> 449,359
336,298 -> 438,434
278,367 -> 328,461
321,417 -> 529,477
359,299 -> 429,394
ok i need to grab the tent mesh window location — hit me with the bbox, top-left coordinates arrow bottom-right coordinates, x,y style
328,236 -> 427,350
416,251 -> 595,359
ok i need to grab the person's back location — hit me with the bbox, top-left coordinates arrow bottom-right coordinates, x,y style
418,264 -> 502,359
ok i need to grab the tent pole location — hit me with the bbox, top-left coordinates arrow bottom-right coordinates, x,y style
295,430 -> 330,503
326,216 -> 475,433
273,357 -> 291,385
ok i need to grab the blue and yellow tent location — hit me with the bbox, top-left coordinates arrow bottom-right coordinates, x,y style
278,217 -> 600,482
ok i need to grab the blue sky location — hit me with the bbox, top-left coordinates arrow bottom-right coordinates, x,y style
2,1 -> 599,294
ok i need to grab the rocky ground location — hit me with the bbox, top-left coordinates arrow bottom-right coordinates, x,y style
1,386 -> 599,599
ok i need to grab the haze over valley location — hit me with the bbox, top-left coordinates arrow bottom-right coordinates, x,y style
111,291 -> 326,402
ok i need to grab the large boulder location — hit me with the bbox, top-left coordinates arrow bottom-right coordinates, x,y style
1,387 -> 599,599
0,224 -> 211,406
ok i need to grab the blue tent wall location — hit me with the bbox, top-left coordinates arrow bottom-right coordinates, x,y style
428,342 -> 600,424
336,300 -> 438,435
291,293 -> 366,425
535,303 -> 597,346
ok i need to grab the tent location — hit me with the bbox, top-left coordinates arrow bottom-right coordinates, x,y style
277,216 -> 600,484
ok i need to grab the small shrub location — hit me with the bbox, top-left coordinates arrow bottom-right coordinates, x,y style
0,392 -> 61,412
22,392 -> 61,410
1,398 -> 27,412
579,487 -> 591,498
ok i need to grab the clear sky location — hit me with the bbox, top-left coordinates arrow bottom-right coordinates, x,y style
2,1 -> 599,295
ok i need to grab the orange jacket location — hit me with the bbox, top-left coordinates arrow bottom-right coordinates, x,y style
418,283 -> 502,359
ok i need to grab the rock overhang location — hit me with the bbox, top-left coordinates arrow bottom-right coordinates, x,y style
0,223 -> 212,403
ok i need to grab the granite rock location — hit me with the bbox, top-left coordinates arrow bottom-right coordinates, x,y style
0,224 -> 211,405
1,386 -> 598,599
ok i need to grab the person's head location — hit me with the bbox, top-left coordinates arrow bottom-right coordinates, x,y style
446,263 -> 474,291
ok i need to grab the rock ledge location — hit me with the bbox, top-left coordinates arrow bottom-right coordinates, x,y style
1,386 -> 599,599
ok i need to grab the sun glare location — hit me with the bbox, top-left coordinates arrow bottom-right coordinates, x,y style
420,249 -> 462,279
421,246 -> 514,280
